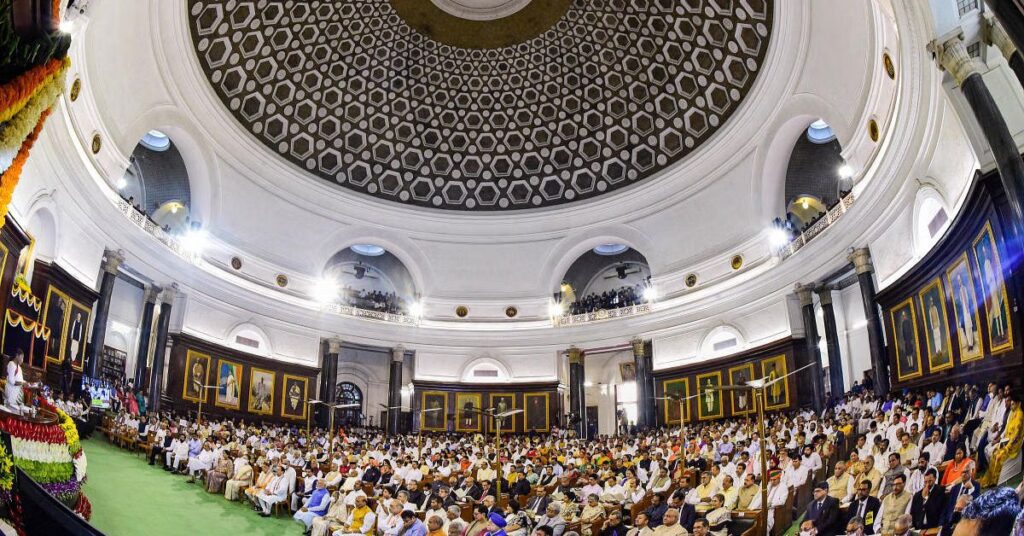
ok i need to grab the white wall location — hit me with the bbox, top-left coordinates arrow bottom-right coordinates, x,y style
840,282 -> 873,388
105,278 -> 144,375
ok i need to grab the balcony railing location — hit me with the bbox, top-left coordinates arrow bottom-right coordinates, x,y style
554,303 -> 652,327
114,197 -> 199,263
322,303 -> 420,325
780,192 -> 856,259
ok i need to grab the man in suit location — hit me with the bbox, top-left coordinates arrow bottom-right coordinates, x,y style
909,469 -> 945,531
526,487 -> 552,517
804,482 -> 842,536
846,480 -> 881,534
939,471 -> 980,530
511,472 -> 532,497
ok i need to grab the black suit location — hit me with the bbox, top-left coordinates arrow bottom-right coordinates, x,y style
805,496 -> 842,536
845,496 -> 881,534
465,484 -> 483,501
362,466 -> 381,484
940,481 -> 980,528
526,495 -> 551,516
910,484 -> 946,530
511,479 -> 532,496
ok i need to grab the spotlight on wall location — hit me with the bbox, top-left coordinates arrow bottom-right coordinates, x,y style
549,301 -> 564,317
643,286 -> 658,302
838,163 -> 854,179
768,227 -> 790,248
180,229 -> 208,253
59,20 -> 75,34
115,177 -> 127,190
312,278 -> 339,304
408,300 -> 424,318
583,381 -> 594,388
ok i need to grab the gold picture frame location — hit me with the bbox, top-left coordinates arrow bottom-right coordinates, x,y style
760,355 -> 790,410
41,286 -> 71,363
247,367 -> 276,416
945,252 -> 983,363
972,222 -> 1014,354
661,377 -> 690,425
524,392 -> 550,433
280,374 -> 309,420
918,278 -> 953,373
890,297 -> 923,382
488,392 -> 517,433
695,371 -> 724,420
181,350 -> 212,403
420,391 -> 448,432
455,392 -> 483,432
214,358 -> 243,410
727,362 -> 756,415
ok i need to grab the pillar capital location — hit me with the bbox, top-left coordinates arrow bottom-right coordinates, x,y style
567,346 -> 583,364
392,345 -> 405,362
815,286 -> 834,306
327,337 -> 343,355
160,284 -> 178,304
848,248 -> 874,275
102,249 -> 125,275
984,14 -> 1018,61
630,337 -> 645,358
929,35 -> 983,87
143,285 -> 162,304
794,283 -> 815,307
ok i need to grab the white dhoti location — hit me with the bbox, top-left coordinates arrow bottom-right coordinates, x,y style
295,509 -> 324,529
3,383 -> 22,409
187,457 -> 212,477
258,491 -> 287,514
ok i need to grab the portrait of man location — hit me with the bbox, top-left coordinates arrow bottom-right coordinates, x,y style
524,392 -> 549,432
421,392 -> 447,431
918,279 -> 952,372
281,375 -> 308,419
662,378 -> 689,424
489,393 -> 515,431
973,223 -> 1013,352
247,368 -> 275,415
216,359 -> 242,410
182,350 -> 211,403
946,254 -> 982,362
42,287 -> 68,363
890,299 -> 921,381
696,372 -> 723,420
619,362 -> 637,382
728,363 -> 755,415
761,355 -> 790,409
455,393 -> 482,432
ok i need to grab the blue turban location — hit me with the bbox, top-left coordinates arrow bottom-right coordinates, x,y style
488,513 -> 507,528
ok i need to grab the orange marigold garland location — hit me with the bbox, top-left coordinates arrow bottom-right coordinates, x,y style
0,108 -> 52,223
0,58 -> 62,123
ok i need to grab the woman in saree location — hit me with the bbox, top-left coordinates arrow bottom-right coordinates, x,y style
205,451 -> 233,493
980,395 -> 1022,487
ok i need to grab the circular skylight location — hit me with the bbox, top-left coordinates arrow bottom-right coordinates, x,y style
140,130 -> 171,151
806,120 -> 836,144
593,244 -> 629,256
350,244 -> 386,256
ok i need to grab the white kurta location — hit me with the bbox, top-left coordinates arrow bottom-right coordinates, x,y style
5,362 -> 24,408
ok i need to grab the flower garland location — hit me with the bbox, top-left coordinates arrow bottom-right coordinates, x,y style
0,58 -> 68,164
0,107 -> 52,224
0,58 -> 62,123
0,414 -> 67,445
7,458 -> 72,484
0,441 -> 13,492
10,437 -> 73,464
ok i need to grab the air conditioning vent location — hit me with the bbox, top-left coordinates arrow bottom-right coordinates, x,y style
473,369 -> 499,378
713,338 -> 737,351
235,335 -> 260,349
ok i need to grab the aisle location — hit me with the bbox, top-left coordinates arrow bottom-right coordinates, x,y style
82,437 -> 299,536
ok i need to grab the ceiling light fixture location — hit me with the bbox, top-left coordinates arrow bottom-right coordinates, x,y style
115,177 -> 127,190
838,164 -> 854,179
408,300 -> 424,318
312,277 -> 340,304
768,227 -> 789,248
643,286 -> 658,302
180,229 -> 208,254
549,301 -> 564,317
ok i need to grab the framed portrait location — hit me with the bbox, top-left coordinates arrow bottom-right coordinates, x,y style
662,377 -> 690,424
946,253 -> 983,363
972,222 -> 1014,353
696,372 -> 723,420
281,374 -> 308,420
889,297 -> 922,381
728,363 -> 755,415
524,392 -> 550,433
42,286 -> 70,363
760,355 -> 790,410
214,359 -> 243,410
488,393 -> 517,432
247,367 -> 276,415
181,350 -> 212,403
420,391 -> 448,431
455,392 -> 482,432
619,362 -> 637,382
918,278 -> 953,373
63,301 -> 91,371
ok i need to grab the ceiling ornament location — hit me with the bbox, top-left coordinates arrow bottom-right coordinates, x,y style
188,0 -> 773,211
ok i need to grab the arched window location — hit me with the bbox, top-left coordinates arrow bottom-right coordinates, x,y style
119,131 -> 193,234
913,187 -> 950,257
783,120 -> 848,229
335,382 -> 363,426
556,245 -> 653,315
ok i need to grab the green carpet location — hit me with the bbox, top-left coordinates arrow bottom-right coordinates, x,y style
82,437 -> 300,536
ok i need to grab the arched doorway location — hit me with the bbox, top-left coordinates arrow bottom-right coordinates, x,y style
335,382 -> 363,427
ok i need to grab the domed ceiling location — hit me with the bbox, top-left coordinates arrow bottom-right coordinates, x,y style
187,0 -> 773,210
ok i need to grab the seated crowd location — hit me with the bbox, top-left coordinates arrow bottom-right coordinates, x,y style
99,382 -> 1023,536
342,287 -> 408,315
568,285 -> 645,316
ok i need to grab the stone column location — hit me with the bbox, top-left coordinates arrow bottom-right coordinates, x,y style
932,35 -> 1024,227
147,285 -> 176,413
85,249 -> 124,377
568,346 -> 586,437
387,345 -> 404,435
132,285 -> 160,389
319,337 -> 342,428
816,286 -> 845,400
631,337 -> 654,429
985,0 -> 1024,60
796,284 -> 825,413
849,248 -> 890,396
984,14 -> 1024,89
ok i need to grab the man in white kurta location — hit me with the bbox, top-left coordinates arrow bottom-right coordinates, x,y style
187,443 -> 216,481
258,466 -> 290,515
4,352 -> 26,410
